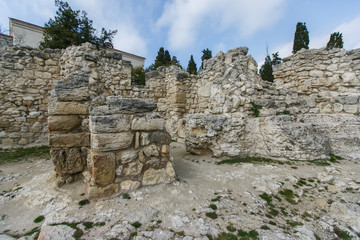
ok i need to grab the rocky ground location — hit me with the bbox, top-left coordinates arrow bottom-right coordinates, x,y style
0,143 -> 360,240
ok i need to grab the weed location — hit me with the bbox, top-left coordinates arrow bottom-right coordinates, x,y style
329,154 -> 343,163
308,160 -> 331,166
176,231 -> 185,236
24,227 -> 40,236
131,221 -> 142,229
301,212 -> 312,220
276,110 -> 291,115
78,199 -> 90,206
83,222 -> 94,229
226,225 -> 237,232
242,202 -> 247,206
130,232 -> 137,238
205,212 -> 218,219
33,215 -> 45,223
250,102 -> 263,117
215,232 -> 238,240
286,220 -> 303,227
261,225 -> 270,230
333,226 -> 353,240
95,222 -> 105,227
0,146 -> 50,165
268,208 -> 279,217
73,229 -> 84,239
314,233 -> 321,240
237,229 -> 259,239
268,221 -> 277,226
209,204 -> 218,210
211,196 -> 222,202
279,189 -> 297,205
122,193 -> 131,199
259,193 -> 272,204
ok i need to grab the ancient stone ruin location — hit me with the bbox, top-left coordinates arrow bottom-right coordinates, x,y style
0,43 -> 359,197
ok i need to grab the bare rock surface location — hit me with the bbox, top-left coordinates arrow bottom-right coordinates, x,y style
1,143 -> 360,239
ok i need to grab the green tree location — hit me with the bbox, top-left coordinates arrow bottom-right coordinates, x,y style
292,22 -> 309,54
259,52 -> 282,82
131,66 -> 145,85
201,48 -> 212,69
326,32 -> 344,50
164,50 -> 171,65
171,56 -> 182,68
40,0 -> 116,49
154,47 -> 165,69
187,55 -> 197,74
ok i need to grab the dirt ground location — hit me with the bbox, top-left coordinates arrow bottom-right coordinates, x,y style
0,143 -> 359,240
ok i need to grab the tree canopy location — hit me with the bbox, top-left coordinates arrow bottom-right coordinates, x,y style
259,52 -> 282,82
201,48 -> 212,69
40,0 -> 117,49
148,47 -> 182,71
292,22 -> 309,54
187,55 -> 197,75
326,32 -> 344,50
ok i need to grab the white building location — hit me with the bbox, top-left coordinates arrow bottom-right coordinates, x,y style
2,18 -> 145,67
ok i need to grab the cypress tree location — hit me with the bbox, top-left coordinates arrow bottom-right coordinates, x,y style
154,47 -> 165,69
292,22 -> 309,54
259,55 -> 274,82
164,50 -> 171,65
326,32 -> 344,50
187,55 -> 197,75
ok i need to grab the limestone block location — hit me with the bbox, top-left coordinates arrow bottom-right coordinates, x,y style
132,117 -> 164,131
116,149 -> 139,164
169,92 -> 186,103
87,183 -> 118,199
343,105 -> 358,114
106,97 -> 157,114
140,132 -> 150,146
135,132 -> 140,149
90,115 -> 131,133
48,115 -> 82,131
48,102 -> 89,115
49,133 -> 90,147
166,162 -> 176,178
161,145 -> 170,155
92,152 -> 116,186
0,121 -> 10,128
333,103 -> 343,113
143,144 -> 159,157
123,161 -> 143,177
142,168 -> 167,186
52,148 -> 85,175
91,132 -> 133,151
120,180 -> 141,191
54,75 -> 89,101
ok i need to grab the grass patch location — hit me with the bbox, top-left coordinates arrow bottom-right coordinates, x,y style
176,231 -> 185,236
205,212 -> 218,219
250,102 -> 263,117
131,221 -> 142,229
78,199 -> 90,206
279,189 -> 297,205
334,226 -> 353,240
308,160 -> 331,166
211,196 -> 222,202
0,146 -> 50,165
268,208 -> 279,217
215,232 -> 238,240
286,220 -> 303,227
209,204 -> 218,210
33,215 -> 45,223
130,232 -> 137,238
259,193 -> 272,204
122,193 -> 131,199
329,154 -> 343,163
24,227 -> 40,236
237,229 -> 259,239
83,222 -> 94,229
261,225 -> 270,230
276,110 -> 291,115
217,156 -> 275,165
226,225 -> 237,232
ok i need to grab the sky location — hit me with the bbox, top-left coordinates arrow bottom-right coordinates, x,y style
1,0 -> 360,68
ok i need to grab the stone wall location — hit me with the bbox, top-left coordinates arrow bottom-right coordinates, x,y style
0,46 -> 61,147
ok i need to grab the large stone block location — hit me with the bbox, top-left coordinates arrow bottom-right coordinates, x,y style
87,183 -> 118,199
54,75 -> 89,101
169,92 -> 186,103
92,152 -> 116,186
90,115 -> 131,133
132,117 -> 164,131
142,168 -> 167,186
91,132 -> 133,151
123,161 -> 143,177
49,133 -> 90,147
120,180 -> 141,191
48,115 -> 82,131
52,148 -> 85,176
106,97 -> 157,114
48,102 -> 89,115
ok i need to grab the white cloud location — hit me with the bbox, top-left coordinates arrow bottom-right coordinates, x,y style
334,15 -> 360,49
112,23 -> 147,57
156,0 -> 286,50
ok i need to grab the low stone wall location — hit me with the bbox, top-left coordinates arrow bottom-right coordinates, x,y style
86,97 -> 175,198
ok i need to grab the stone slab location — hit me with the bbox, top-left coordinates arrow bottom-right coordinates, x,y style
91,132 -> 133,151
49,133 -> 90,147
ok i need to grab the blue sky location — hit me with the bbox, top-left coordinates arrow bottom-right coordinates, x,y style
1,0 -> 360,68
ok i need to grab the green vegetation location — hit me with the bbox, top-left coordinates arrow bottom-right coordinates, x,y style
83,222 -> 93,229
131,221 -> 142,229
131,66 -> 145,85
24,227 -> 40,236
147,47 -> 182,71
130,232 -> 138,237
279,189 -> 297,205
201,48 -> 212,69
205,212 -> 218,219
41,0 -> 116,49
326,32 -> 344,50
286,220 -> 303,227
176,231 -> 185,236
259,52 -> 282,82
333,226 -> 353,240
0,146 -> 50,164
276,110 -> 291,115
250,103 -> 263,117
209,204 -> 218,210
215,232 -> 238,240
237,229 -> 259,239
308,160 -> 331,166
261,225 -> 270,230
259,193 -> 272,204
78,199 -> 90,206
217,156 -> 275,165
329,154 -> 343,162
293,22 -> 309,54
122,193 -> 131,199
226,225 -> 237,232
211,196 -> 222,202
33,215 -> 45,223
187,55 -> 197,75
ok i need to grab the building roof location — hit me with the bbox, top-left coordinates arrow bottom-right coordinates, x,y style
9,17 -> 145,60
